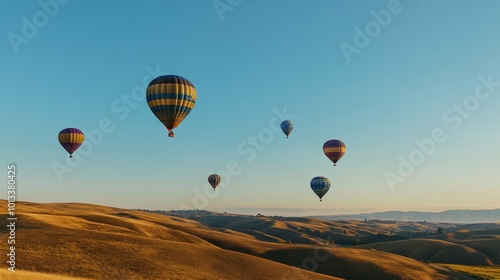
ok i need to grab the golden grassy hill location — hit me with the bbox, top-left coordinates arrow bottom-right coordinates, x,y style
262,246 -> 447,280
0,200 -> 337,280
169,224 -> 449,279
424,228 -> 500,264
436,228 -> 500,242
455,239 -> 500,264
0,200 -> 450,280
429,228 -> 500,265
357,239 -> 496,266
0,270 -> 90,280
439,264 -> 500,280
185,213 -> 450,244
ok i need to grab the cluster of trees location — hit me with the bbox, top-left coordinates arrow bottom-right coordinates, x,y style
138,209 -> 214,218
363,218 -> 429,223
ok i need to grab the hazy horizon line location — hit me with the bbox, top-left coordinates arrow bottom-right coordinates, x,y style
4,199 -> 499,217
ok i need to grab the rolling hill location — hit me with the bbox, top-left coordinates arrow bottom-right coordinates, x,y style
161,209 -> 458,245
312,209 -> 500,223
357,239 -> 496,266
425,229 -> 500,264
0,200 -> 450,280
356,228 -> 500,266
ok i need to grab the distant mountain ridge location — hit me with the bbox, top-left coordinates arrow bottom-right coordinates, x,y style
311,209 -> 500,223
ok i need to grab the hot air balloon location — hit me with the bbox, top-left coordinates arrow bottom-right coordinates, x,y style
208,174 -> 221,191
323,139 -> 346,166
58,128 -> 84,158
146,75 -> 197,137
310,176 -> 331,202
280,120 -> 293,138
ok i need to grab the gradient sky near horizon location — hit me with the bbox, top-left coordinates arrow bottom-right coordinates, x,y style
1,0 -> 499,216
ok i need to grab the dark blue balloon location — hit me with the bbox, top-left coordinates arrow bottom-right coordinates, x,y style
280,120 -> 294,138
310,176 -> 331,202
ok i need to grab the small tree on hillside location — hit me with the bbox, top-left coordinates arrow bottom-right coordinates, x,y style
437,227 -> 444,234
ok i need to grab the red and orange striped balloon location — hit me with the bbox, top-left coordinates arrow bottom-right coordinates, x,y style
323,139 -> 346,166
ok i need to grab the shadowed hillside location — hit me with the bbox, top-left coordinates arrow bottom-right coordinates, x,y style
424,229 -> 500,264
0,200 -> 451,280
357,239 -> 496,266
162,209 -> 457,246
1,200 -> 337,280
169,209 -> 500,268
262,247 -> 446,280
357,228 -> 500,266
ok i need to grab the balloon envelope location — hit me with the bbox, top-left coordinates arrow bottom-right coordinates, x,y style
323,139 -> 346,166
208,174 -> 221,191
280,120 -> 293,138
310,176 -> 331,201
58,128 -> 84,158
146,75 -> 197,137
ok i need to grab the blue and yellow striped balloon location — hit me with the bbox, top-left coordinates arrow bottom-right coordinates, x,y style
58,128 -> 84,158
146,75 -> 197,137
323,139 -> 346,166
310,176 -> 331,202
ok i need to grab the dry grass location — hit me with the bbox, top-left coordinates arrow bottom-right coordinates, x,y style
262,246 -> 448,280
440,264 -> 500,280
357,239 -> 496,265
436,229 -> 500,242
455,239 -> 500,264
356,227 -> 500,267
0,200 -> 338,279
188,214 -> 448,244
0,200 -> 451,279
0,270 -> 90,280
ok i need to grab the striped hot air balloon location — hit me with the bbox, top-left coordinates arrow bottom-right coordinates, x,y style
310,176 -> 331,202
146,75 -> 197,138
208,174 -> 221,191
280,120 -> 293,138
323,139 -> 346,166
58,128 -> 84,158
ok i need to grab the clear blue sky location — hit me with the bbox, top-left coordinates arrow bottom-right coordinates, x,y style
1,0 -> 499,215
